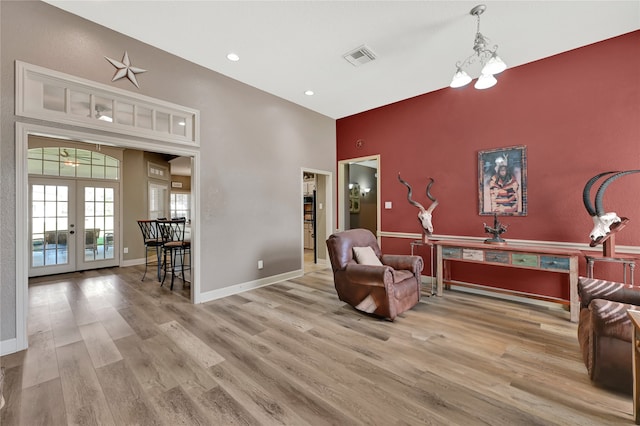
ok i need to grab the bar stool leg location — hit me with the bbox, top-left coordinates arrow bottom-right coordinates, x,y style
161,248 -> 169,286
142,245 -> 149,281
170,248 -> 176,290
156,245 -> 162,281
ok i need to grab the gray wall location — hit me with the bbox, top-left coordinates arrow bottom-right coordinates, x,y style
1,1 -> 335,343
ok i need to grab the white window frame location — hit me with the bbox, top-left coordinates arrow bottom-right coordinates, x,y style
16,61 -> 200,146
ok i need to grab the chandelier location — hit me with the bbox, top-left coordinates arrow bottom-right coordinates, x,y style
450,4 -> 507,90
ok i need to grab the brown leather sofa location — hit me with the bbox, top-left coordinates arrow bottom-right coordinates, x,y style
577,276 -> 640,393
326,228 -> 424,321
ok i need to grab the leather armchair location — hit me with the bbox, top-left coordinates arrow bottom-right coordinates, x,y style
577,277 -> 640,393
326,229 -> 424,321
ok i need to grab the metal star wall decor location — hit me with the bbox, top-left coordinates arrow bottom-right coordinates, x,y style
105,51 -> 147,88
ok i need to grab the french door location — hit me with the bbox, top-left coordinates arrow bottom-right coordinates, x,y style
29,178 -> 119,277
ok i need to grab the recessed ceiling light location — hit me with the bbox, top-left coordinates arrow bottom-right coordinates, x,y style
304,90 -> 314,96
226,53 -> 240,62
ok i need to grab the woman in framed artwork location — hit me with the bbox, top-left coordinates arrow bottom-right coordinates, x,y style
479,146 -> 527,216
489,156 -> 519,214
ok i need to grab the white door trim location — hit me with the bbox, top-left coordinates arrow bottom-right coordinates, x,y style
15,122 -> 201,352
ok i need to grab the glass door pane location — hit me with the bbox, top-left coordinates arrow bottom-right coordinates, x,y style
29,179 -> 76,277
77,181 -> 119,270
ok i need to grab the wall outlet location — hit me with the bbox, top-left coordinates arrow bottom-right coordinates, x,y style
123,247 -> 129,254
319,202 -> 323,210
258,260 -> 263,269
385,201 -> 392,209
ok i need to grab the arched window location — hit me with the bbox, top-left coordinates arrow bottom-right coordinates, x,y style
28,147 -> 119,180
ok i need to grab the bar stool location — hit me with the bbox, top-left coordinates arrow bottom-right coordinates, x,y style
157,218 -> 190,289
136,219 -> 163,281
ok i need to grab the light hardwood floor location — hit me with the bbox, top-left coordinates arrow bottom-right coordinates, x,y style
0,265 -> 634,425
304,249 -> 327,274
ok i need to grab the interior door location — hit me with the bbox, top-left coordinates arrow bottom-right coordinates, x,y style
29,178 -> 77,276
29,178 -> 119,277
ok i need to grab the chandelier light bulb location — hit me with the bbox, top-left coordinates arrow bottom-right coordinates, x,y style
450,4 -> 507,90
450,69 -> 472,88
481,54 -> 507,75
475,73 -> 497,90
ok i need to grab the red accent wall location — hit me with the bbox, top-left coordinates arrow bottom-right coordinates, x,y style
337,31 -> 640,294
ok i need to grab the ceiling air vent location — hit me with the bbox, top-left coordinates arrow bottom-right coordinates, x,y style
343,45 -> 377,67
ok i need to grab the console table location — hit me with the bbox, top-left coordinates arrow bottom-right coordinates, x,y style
434,240 -> 581,322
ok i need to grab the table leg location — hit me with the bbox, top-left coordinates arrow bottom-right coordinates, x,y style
436,245 -> 443,296
569,256 -> 579,323
587,258 -> 594,278
624,262 -> 628,285
632,262 -> 636,287
430,243 -> 435,295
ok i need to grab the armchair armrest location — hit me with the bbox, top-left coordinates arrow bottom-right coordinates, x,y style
344,264 -> 392,287
578,277 -> 640,308
382,254 -> 424,276
588,298 -> 633,342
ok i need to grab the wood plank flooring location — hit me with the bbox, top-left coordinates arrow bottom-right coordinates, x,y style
0,265 -> 634,425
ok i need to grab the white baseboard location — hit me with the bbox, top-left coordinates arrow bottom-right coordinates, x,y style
121,258 -> 146,267
195,270 -> 304,304
1,338 -> 18,356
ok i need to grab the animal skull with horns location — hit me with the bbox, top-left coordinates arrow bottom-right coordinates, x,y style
397,173 -> 438,235
583,170 -> 640,244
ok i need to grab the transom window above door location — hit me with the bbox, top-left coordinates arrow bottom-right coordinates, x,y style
28,147 -> 120,180
16,61 -> 200,146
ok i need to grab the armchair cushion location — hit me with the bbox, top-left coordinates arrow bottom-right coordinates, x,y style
353,246 -> 383,266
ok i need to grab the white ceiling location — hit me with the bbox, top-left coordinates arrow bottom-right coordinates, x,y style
44,1 -> 639,119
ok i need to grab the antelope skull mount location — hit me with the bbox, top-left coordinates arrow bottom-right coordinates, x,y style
582,170 -> 640,244
397,173 -> 438,235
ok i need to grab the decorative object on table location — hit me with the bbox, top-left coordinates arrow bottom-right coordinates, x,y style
479,145 -> 527,216
582,170 -> 640,248
397,173 -> 438,240
483,213 -> 508,245
449,4 -> 507,90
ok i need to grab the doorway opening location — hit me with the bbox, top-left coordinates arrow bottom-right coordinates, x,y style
14,122 -> 200,353
301,169 -> 332,274
338,155 -> 380,238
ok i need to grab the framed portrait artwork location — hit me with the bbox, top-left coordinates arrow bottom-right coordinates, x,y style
478,145 -> 527,216
349,183 -> 360,213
